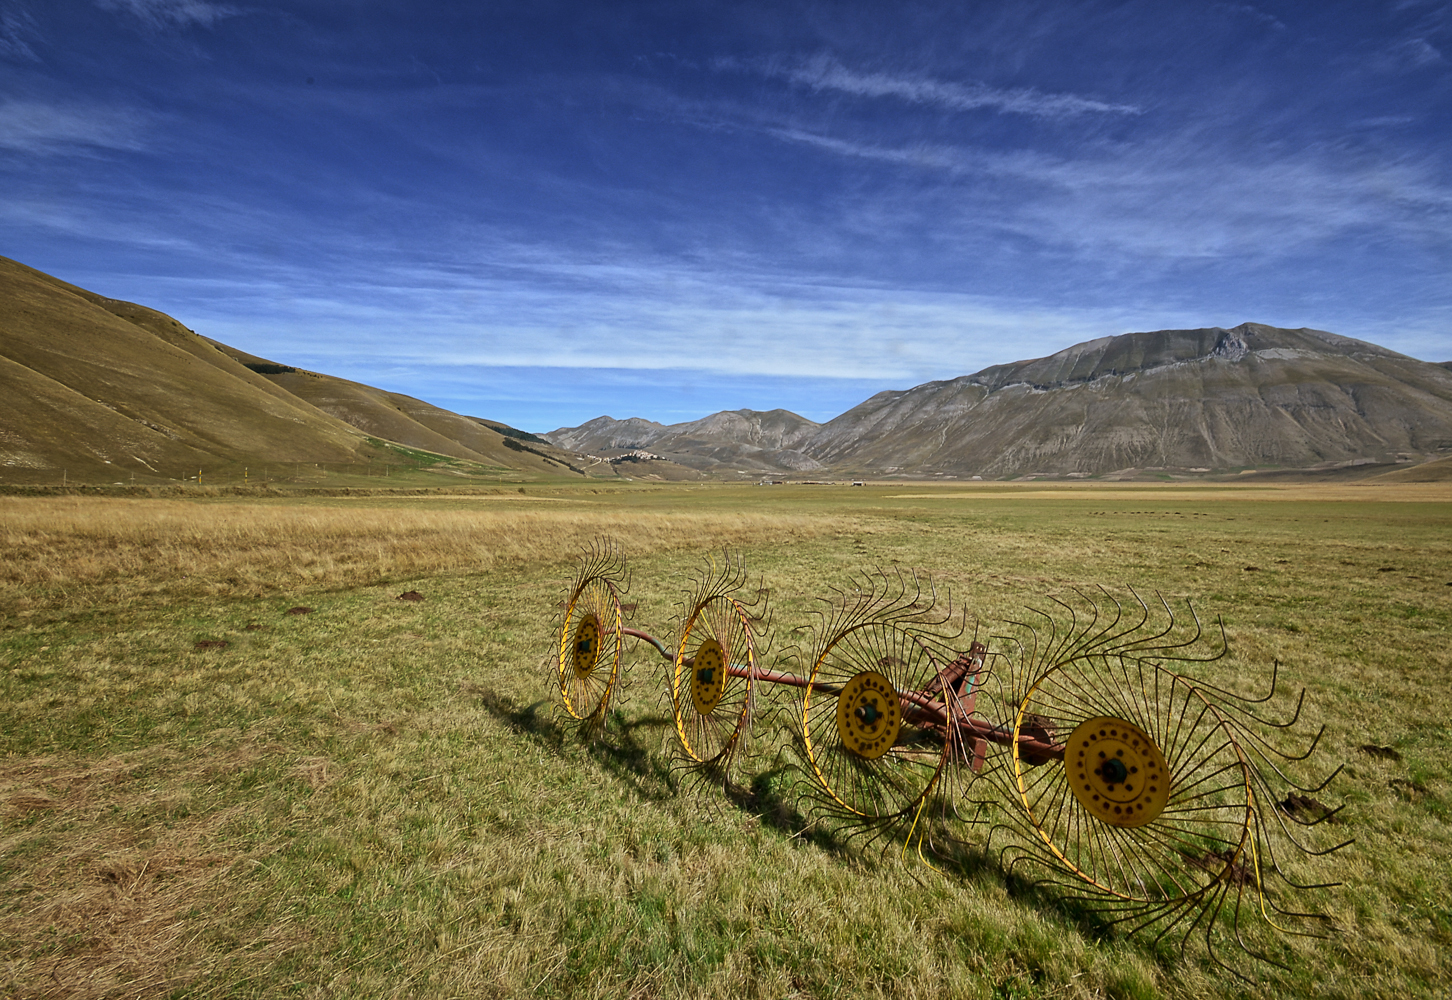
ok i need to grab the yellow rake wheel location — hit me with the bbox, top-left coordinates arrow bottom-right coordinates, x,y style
555,543 -> 626,735
1010,663 -> 1255,911
987,589 -> 1349,976
801,621 -> 953,832
670,584 -> 760,782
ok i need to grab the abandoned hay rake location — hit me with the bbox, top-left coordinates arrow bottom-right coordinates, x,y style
547,543 -> 1350,976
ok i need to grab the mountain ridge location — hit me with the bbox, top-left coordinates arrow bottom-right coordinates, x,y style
546,323 -> 1452,479
7,254 -> 1449,484
547,408 -> 824,475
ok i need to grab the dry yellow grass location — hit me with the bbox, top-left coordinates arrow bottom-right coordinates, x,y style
0,496 -> 832,613
1,738 -> 305,999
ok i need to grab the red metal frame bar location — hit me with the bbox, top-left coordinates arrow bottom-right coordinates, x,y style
623,628 -> 1065,763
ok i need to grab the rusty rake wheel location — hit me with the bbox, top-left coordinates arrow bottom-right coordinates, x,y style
799,569 -> 987,855
668,554 -> 768,789
554,539 -> 628,738
985,588 -> 1349,978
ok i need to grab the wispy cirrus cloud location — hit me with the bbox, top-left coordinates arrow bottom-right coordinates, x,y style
95,0 -> 241,30
1378,36 -> 1445,70
1214,4 -> 1286,31
755,123 -> 1452,266
0,99 -> 148,152
721,53 -> 1142,118
0,5 -> 42,62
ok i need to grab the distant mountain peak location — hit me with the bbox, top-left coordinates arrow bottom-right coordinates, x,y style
807,322 -> 1452,478
544,407 -> 822,474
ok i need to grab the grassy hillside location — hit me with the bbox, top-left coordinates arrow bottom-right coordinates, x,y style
204,339 -> 587,477
2,481 -> 1448,998
0,257 -> 604,487
1371,455 -> 1452,483
0,257 -> 374,485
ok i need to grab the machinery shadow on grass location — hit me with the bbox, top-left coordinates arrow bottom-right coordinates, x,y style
467,684 -> 1167,967
468,683 -> 676,801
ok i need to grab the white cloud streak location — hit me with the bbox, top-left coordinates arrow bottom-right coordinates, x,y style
95,0 -> 240,30
0,99 -> 148,152
724,53 -> 1141,118
1213,4 -> 1286,31
154,248 -> 1190,385
0,6 -> 41,62
1391,36 -> 1444,67
759,125 -> 1452,263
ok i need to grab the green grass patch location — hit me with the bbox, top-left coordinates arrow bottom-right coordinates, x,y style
1,482 -> 1449,997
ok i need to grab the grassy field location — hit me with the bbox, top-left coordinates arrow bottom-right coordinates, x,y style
1,482 -> 1448,999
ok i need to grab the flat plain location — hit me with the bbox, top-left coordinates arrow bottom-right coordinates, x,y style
1,480 -> 1449,999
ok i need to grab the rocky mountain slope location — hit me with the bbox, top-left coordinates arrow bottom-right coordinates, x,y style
547,323 -> 1452,480
806,324 -> 1452,478
0,256 -> 581,484
546,408 -> 824,475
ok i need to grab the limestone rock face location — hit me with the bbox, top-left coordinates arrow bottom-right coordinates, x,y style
802,323 -> 1452,477
549,323 -> 1452,479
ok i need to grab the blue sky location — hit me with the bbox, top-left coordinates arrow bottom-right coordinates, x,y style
2,1 -> 1448,432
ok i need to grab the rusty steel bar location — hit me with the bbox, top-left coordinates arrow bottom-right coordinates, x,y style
622,627 -> 671,659
624,626 -> 1065,763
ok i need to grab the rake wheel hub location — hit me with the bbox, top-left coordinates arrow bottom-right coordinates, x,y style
836,671 -> 902,760
1067,717 -> 1170,828
690,639 -> 728,716
572,614 -> 601,679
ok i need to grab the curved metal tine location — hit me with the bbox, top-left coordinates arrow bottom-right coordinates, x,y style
984,630 -> 1036,703
895,566 -> 957,630
1265,881 -> 1348,913
1125,594 -> 1226,668
1146,883 -> 1220,952
1226,928 -> 1293,982
1250,744 -> 1336,807
1233,865 -> 1324,959
1134,590 -> 1204,659
1250,808 -> 1354,890
1072,586 -> 1133,655
903,567 -> 956,629
1041,592 -> 1088,662
1303,759 -> 1344,795
1261,784 -> 1350,832
1230,718 -> 1328,771
1254,776 -> 1357,858
1211,683 -> 1307,732
1043,593 -> 1097,666
1111,586 -> 1180,655
1152,590 -> 1208,655
1107,586 -> 1174,654
1189,650 -> 1287,706
1100,586 -> 1161,654
1194,890 -> 1275,985
1292,833 -> 1355,859
1007,605 -> 1069,674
